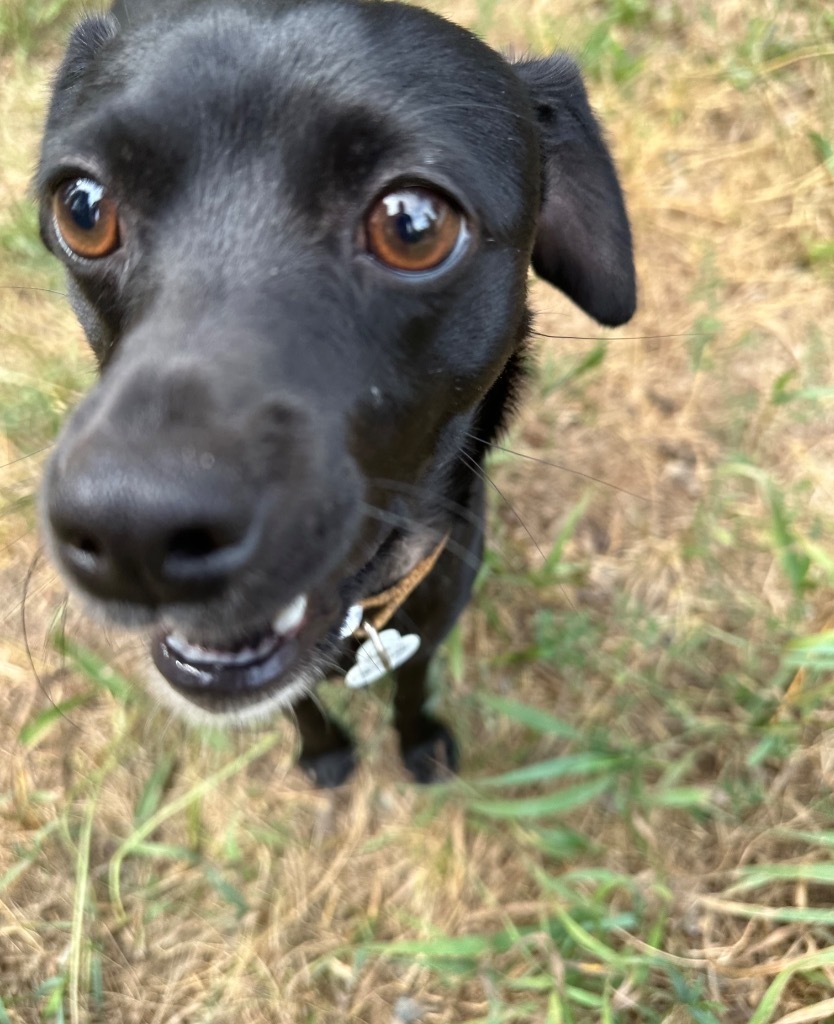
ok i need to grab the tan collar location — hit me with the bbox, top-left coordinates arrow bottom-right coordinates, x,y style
357,532 -> 449,637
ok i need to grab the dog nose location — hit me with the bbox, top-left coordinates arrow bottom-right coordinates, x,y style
46,443 -> 261,606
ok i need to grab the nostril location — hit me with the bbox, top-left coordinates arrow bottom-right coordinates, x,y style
162,522 -> 251,584
57,529 -> 106,575
70,533 -> 102,557
167,526 -> 223,561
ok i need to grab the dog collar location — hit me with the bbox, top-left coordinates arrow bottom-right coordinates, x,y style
342,532 -> 448,688
357,532 -> 449,635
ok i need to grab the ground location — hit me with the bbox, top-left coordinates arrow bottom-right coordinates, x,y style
1,1 -> 833,1022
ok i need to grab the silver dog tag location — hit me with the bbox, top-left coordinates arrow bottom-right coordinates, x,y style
345,628 -> 421,688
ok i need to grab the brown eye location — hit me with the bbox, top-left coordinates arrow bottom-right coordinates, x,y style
365,187 -> 464,272
52,177 -> 120,259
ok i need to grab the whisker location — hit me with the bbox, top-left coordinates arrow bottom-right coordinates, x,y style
368,475 -> 482,526
358,501 -> 483,576
21,548 -> 71,716
0,444 -> 54,471
148,700 -> 180,748
2,525 -> 63,612
0,284 -> 69,298
531,329 -> 708,343
283,699 -> 300,733
458,450 -> 544,565
4,566 -> 63,627
302,682 -> 332,719
1,530 -> 34,557
473,436 -> 648,502
458,449 -> 576,611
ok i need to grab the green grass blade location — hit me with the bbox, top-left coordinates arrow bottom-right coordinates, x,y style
773,829 -> 834,849
644,786 -> 715,810
50,632 -> 133,701
68,801 -> 95,1024
474,752 -> 626,789
108,731 -> 279,919
134,753 -> 178,826
748,949 -> 834,1024
364,932 -> 511,959
477,694 -> 581,738
553,908 -> 631,969
727,862 -> 834,894
469,776 -> 612,819
18,693 -> 96,747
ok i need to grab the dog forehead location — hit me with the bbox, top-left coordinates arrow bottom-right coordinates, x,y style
108,1 -> 535,197
114,2 -> 512,112
123,2 -> 371,94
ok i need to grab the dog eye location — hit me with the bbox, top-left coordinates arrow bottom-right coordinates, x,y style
365,188 -> 463,272
52,178 -> 120,259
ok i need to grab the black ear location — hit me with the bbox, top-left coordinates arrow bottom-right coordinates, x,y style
514,54 -> 636,327
45,15 -> 120,130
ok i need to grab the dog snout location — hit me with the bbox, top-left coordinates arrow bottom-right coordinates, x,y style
43,351 -> 341,613
46,430 -> 265,607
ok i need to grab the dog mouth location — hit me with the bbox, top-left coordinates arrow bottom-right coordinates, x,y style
151,592 -> 351,711
146,526 -> 440,716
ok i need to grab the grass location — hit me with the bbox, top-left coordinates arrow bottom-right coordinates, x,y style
1,1 -> 834,1022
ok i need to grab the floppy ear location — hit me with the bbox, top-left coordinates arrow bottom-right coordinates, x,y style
513,54 -> 636,327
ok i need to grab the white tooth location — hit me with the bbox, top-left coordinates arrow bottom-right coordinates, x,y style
272,593 -> 308,636
339,604 -> 363,639
168,632 -> 212,662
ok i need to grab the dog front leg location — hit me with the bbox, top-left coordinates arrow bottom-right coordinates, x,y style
391,500 -> 484,783
394,652 -> 459,783
293,695 -> 356,788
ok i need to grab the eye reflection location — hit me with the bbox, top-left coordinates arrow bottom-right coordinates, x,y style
383,192 -> 440,242
66,180 -> 107,231
366,188 -> 464,272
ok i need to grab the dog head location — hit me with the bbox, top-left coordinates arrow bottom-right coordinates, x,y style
37,0 -> 635,724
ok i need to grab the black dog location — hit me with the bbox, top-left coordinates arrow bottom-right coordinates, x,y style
37,0 -> 635,786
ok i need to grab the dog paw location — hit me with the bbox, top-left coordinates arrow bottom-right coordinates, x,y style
298,745 -> 357,788
401,722 -> 459,784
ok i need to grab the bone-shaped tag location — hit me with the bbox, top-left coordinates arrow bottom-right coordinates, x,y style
345,628 -> 421,688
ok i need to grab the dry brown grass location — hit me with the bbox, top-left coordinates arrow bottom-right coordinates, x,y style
1,2 -> 833,1022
